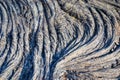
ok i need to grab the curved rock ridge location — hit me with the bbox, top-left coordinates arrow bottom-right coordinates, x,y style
0,0 -> 120,80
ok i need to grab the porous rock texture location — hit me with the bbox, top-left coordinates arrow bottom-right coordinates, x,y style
0,0 -> 120,80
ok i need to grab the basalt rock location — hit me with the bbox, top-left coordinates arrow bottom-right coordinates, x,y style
0,0 -> 120,80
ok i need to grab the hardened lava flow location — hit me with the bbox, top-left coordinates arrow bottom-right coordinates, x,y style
0,0 -> 120,80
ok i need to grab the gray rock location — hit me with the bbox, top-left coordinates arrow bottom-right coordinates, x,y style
0,0 -> 120,80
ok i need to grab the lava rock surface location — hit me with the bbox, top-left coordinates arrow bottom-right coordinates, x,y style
0,0 -> 120,80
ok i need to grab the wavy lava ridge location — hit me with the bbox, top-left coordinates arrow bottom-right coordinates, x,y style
0,0 -> 120,80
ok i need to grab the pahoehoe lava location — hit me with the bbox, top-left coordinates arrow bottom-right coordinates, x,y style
0,0 -> 120,80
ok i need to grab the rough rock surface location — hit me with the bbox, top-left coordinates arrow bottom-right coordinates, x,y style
0,0 -> 120,80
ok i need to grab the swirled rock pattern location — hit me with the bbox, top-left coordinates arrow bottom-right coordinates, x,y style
0,0 -> 120,80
